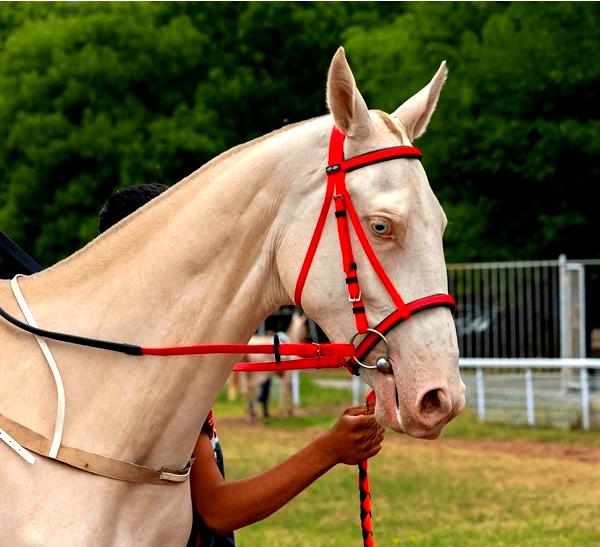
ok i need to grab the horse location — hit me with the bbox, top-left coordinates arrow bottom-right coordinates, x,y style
0,48 -> 465,545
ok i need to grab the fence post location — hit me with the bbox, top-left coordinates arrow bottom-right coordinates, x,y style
476,367 -> 486,422
525,368 -> 535,426
291,370 -> 300,407
558,254 -> 571,392
352,375 -> 360,406
580,368 -> 590,430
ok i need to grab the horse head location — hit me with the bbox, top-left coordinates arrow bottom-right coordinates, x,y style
277,48 -> 465,438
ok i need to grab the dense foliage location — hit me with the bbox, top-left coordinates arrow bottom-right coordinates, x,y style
0,2 -> 598,267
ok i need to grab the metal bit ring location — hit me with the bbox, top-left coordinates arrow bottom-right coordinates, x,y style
349,328 -> 392,372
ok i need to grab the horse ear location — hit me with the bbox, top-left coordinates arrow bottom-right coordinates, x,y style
326,47 -> 372,137
391,61 -> 448,141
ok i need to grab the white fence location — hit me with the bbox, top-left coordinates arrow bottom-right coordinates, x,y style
460,358 -> 600,430
448,259 -> 562,358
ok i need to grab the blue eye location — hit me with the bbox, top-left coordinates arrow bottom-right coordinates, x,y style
369,217 -> 393,237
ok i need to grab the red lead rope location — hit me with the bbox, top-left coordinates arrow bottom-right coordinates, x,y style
359,390 -> 377,547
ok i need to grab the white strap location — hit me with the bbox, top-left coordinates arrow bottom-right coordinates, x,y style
10,275 -> 65,458
0,426 -> 36,464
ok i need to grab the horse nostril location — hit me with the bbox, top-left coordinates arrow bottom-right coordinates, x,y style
421,389 -> 441,415
416,387 -> 452,425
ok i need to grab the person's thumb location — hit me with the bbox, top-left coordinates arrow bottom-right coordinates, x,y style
344,405 -> 368,416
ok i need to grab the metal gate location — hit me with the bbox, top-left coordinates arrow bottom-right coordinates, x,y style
448,259 -> 561,358
450,256 -> 600,429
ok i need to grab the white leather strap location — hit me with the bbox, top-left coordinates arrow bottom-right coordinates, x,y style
10,275 -> 65,458
0,426 -> 36,464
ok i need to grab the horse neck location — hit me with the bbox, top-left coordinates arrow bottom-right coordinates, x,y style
0,118 -> 328,466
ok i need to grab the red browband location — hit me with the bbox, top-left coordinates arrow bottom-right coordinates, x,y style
326,145 -> 422,174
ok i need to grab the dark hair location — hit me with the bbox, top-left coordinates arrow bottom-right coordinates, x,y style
98,183 -> 169,233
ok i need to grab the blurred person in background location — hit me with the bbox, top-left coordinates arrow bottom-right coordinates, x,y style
242,310 -> 308,420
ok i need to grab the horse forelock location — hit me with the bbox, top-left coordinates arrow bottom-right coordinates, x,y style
372,110 -> 412,145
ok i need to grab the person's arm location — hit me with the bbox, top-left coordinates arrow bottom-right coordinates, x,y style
190,406 -> 384,535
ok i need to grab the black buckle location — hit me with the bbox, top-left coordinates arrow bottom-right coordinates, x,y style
326,164 -> 341,174
273,334 -> 281,364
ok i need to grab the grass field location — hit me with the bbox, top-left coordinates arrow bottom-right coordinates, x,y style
213,372 -> 600,546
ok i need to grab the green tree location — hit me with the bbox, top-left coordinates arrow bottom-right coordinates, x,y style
1,3 -> 597,266
0,4 -> 226,263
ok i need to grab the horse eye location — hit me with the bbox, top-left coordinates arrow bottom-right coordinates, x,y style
369,217 -> 393,237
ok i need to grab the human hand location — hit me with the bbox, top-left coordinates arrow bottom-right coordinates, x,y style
320,406 -> 384,466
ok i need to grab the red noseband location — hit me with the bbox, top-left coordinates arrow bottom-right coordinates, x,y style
294,127 -> 455,374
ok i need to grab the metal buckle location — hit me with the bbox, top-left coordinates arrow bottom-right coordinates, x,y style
348,291 -> 362,303
349,328 -> 392,373
312,342 -> 321,358
159,459 -> 193,482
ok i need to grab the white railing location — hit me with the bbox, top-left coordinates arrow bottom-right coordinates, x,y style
461,358 -> 600,430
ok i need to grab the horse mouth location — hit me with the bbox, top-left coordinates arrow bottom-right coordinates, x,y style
376,381 -> 454,438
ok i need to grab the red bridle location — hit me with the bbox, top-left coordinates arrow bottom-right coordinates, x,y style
293,127 -> 455,374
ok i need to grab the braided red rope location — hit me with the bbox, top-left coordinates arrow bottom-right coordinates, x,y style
358,459 -> 374,547
359,390 -> 377,547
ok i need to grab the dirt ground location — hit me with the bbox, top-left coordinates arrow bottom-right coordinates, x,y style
416,436 -> 600,464
220,414 -> 600,465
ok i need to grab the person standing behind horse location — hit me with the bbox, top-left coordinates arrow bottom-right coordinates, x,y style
98,184 -> 384,546
243,310 -> 307,420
